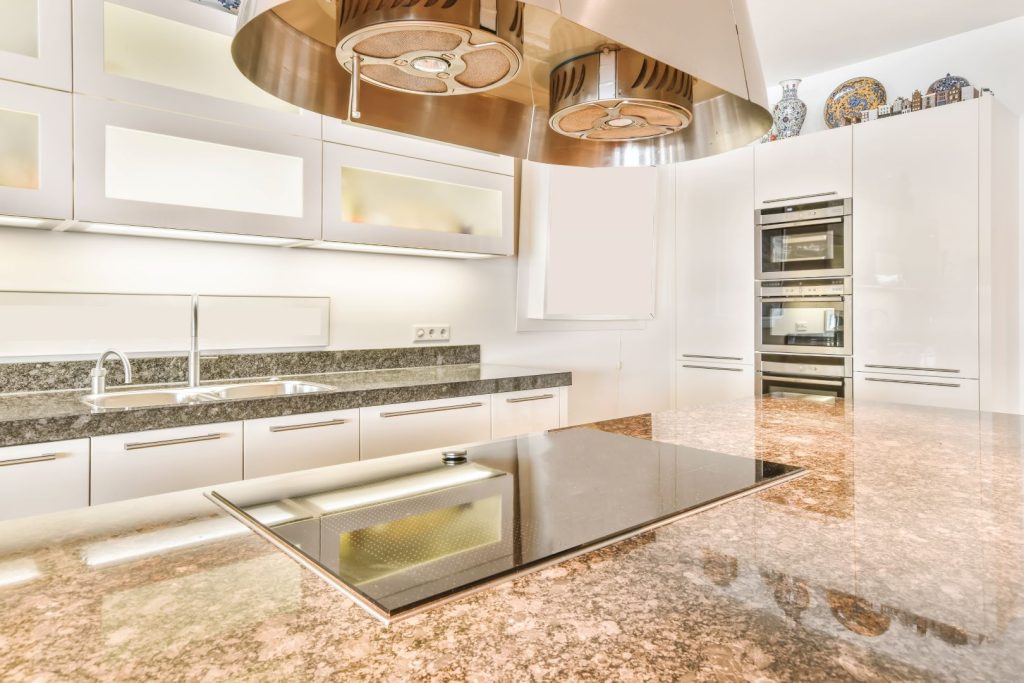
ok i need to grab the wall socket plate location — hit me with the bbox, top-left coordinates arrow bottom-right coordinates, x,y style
413,324 -> 451,343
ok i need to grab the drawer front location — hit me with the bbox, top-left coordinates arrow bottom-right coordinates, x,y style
491,389 -> 562,439
855,374 -> 979,411
0,439 -> 89,521
360,395 -> 491,460
244,409 -> 359,479
91,422 -> 243,504
677,362 -> 753,408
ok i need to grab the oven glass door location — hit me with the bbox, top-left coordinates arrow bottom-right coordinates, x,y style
760,375 -> 847,400
760,218 -> 847,278
759,297 -> 848,353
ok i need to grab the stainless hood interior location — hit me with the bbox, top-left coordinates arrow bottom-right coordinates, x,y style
232,0 -> 772,166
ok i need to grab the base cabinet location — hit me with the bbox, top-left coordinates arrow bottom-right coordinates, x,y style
243,409 -> 359,479
360,395 -> 492,460
491,388 -> 563,440
0,439 -> 89,521
676,362 -> 753,408
855,374 -> 979,411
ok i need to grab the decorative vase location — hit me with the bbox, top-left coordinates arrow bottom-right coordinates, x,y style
773,79 -> 807,138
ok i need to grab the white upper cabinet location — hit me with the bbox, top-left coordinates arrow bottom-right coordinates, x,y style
72,0 -> 320,137
73,95 -> 322,240
676,147 -> 754,362
0,0 -> 71,90
0,80 -> 72,221
853,100 -> 980,378
754,126 -> 852,208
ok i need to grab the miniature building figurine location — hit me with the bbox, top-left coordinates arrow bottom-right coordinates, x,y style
911,90 -> 923,111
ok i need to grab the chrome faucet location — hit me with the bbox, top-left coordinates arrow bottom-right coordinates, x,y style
91,350 -> 133,395
188,294 -> 200,388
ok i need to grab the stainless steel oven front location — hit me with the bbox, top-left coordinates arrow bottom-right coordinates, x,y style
756,353 -> 853,401
757,277 -> 852,356
756,198 -> 852,280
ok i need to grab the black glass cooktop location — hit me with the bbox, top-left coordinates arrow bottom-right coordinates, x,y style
208,428 -> 802,623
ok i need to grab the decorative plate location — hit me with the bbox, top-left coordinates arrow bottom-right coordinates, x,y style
927,73 -> 970,94
824,77 -> 887,129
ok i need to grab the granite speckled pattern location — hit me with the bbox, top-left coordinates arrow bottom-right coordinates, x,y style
1,396 -> 1022,681
0,364 -> 571,447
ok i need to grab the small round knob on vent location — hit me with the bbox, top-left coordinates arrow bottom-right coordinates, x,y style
442,449 -> 469,465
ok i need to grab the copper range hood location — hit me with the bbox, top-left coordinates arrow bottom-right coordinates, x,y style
232,0 -> 771,167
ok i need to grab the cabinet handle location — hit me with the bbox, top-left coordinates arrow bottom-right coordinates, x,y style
864,378 -> 960,388
381,402 -> 484,418
125,433 -> 224,451
864,364 -> 960,374
682,365 -> 746,372
0,452 -> 60,467
506,394 -> 555,403
762,191 -> 838,204
270,418 -> 350,433
681,354 -> 744,361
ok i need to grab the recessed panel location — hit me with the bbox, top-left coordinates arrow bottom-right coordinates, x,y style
0,0 -> 38,59
0,108 -> 40,189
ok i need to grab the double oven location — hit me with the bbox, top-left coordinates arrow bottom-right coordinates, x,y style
755,198 -> 854,401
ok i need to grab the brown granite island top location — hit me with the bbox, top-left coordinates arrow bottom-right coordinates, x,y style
2,396 -> 1023,681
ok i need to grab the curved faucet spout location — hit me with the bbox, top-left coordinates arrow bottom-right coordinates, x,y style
91,349 -> 133,395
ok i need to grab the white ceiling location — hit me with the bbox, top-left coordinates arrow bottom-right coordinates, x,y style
748,0 -> 1024,84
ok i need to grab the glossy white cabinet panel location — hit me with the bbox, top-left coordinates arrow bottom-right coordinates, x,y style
676,146 -> 754,362
676,362 -> 753,408
754,126 -> 852,208
244,410 -> 359,479
0,439 -> 89,521
360,395 -> 491,460
91,422 -> 243,504
491,388 -> 563,440
0,0 -> 71,90
72,0 -> 319,136
855,373 -> 979,411
73,95 -> 322,240
853,101 -> 980,378
0,80 -> 72,220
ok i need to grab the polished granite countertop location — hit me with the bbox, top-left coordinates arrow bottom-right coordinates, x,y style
0,364 -> 572,447
1,397 -> 1022,681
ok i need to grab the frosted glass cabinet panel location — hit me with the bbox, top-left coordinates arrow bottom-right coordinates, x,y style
0,80 -> 72,220
0,0 -> 71,90
72,0 -> 319,137
74,95 -> 322,240
323,143 -> 515,255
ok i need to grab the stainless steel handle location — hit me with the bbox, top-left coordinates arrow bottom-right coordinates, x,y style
125,433 -> 224,451
269,418 -> 350,433
760,296 -> 844,303
682,365 -> 745,372
864,364 -> 960,374
865,378 -> 960,388
762,191 -> 838,204
758,216 -> 843,230
681,354 -> 744,361
764,376 -> 844,387
0,452 -> 60,467
506,394 -> 555,404
381,402 -> 484,418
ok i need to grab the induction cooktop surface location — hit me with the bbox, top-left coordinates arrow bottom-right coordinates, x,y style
208,428 -> 803,623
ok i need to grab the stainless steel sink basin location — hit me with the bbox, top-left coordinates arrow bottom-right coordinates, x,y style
82,381 -> 333,409
204,380 -> 333,400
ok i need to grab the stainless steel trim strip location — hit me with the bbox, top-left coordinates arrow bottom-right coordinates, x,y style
0,453 -> 60,467
757,216 -> 843,230
763,375 -> 844,387
125,433 -> 224,451
380,402 -> 484,418
506,394 -> 555,403
762,191 -> 838,204
680,354 -> 744,361
269,419 -> 350,433
864,365 -> 961,374
864,378 -> 961,388
682,365 -> 746,372
760,296 -> 844,303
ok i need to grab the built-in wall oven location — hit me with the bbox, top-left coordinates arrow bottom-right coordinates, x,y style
756,198 -> 852,280
756,353 -> 853,401
757,277 -> 852,356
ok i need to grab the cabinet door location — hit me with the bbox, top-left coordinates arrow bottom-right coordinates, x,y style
855,373 -> 979,411
72,0 -> 319,137
322,142 -> 514,255
754,126 -> 852,208
73,95 -> 322,240
853,101 -> 980,378
0,0 -> 71,90
91,422 -> 243,504
0,80 -> 72,221
676,362 -> 753,408
360,395 -> 491,460
243,409 -> 359,479
676,146 -> 754,362
491,388 -> 563,440
0,439 -> 89,521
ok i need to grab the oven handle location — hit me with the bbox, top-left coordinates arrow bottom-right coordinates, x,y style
758,216 -> 843,230
762,375 -> 845,387
760,296 -> 845,303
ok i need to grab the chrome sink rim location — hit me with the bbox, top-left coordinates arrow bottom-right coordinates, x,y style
81,380 -> 335,410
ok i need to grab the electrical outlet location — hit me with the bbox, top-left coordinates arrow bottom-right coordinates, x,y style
413,324 -> 451,343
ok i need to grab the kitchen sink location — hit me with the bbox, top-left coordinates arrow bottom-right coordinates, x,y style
82,380 -> 333,409
203,380 -> 333,400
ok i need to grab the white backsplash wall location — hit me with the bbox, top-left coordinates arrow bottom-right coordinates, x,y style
0,227 -> 674,425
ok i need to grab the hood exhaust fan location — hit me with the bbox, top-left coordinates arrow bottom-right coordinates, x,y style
232,0 -> 772,167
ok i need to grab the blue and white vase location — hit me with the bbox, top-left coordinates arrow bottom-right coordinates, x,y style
773,79 -> 807,139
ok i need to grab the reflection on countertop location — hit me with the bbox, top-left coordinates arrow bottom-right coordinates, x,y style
1,396 -> 1023,680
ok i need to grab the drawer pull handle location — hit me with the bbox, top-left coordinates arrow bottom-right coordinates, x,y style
381,402 -> 484,418
865,378 -> 960,388
681,355 -> 744,361
125,433 -> 224,451
0,453 -> 60,467
270,419 -> 350,433
682,365 -> 745,372
506,394 -> 555,403
864,364 -> 960,374
762,191 -> 838,204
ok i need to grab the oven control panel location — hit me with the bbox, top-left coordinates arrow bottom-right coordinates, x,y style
759,277 -> 852,297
